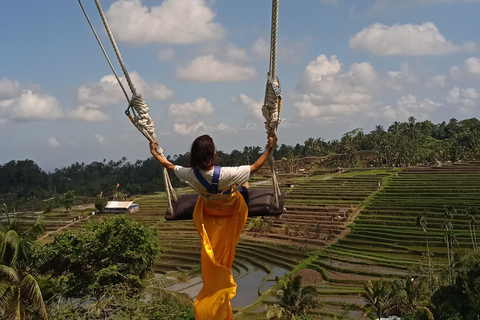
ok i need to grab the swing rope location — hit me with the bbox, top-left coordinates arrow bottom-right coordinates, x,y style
79,0 -> 281,211
262,0 -> 282,209
78,0 -> 177,214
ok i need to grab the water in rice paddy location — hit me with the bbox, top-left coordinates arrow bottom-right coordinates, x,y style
166,261 -> 289,308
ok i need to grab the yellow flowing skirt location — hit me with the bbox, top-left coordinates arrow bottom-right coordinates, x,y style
193,191 -> 248,320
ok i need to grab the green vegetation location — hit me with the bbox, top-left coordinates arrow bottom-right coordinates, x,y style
41,215 -> 161,299
0,205 -> 47,320
62,190 -> 76,213
94,196 -> 108,213
276,275 -> 320,320
2,117 -> 480,319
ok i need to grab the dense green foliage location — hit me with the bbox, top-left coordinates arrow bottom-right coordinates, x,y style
44,287 -> 194,320
430,250 -> 480,320
3,118 -> 480,200
276,275 -> 320,320
0,206 -> 47,319
94,196 -> 108,212
62,190 -> 76,213
40,215 -> 161,299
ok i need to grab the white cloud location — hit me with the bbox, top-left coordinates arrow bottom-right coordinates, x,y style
158,47 -> 175,62
240,123 -> 259,131
294,55 -> 378,121
216,122 -> 235,133
168,97 -> 215,134
48,137 -> 59,148
350,22 -> 476,56
0,78 -> 21,99
177,55 -> 257,82
168,97 -> 214,123
68,104 -> 111,122
252,37 -> 309,63
375,94 -> 442,121
387,63 -> 417,91
106,0 -> 225,45
225,43 -> 249,62
465,57 -> 480,75
252,38 -> 269,58
167,98 -> 237,135
451,57 -> 480,79
94,134 -> 106,145
173,122 -> 208,135
199,42 -> 251,63
77,72 -> 173,107
77,75 -> 124,107
173,121 -> 233,135
71,72 -> 173,122
427,75 -> 446,88
447,86 -> 479,111
0,89 -> 64,122
232,94 -> 263,120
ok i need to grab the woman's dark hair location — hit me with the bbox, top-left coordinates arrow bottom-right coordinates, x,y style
189,134 -> 216,170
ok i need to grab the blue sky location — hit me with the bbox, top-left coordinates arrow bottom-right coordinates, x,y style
1,0 -> 480,172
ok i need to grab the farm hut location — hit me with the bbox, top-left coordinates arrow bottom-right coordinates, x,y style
284,180 -> 295,188
103,201 -> 139,214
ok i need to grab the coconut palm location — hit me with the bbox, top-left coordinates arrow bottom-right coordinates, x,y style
0,205 -> 47,320
416,214 -> 433,284
361,280 -> 392,318
463,207 -> 478,250
276,274 -> 319,320
443,204 -> 457,282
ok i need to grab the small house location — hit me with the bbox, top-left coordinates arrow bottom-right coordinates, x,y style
103,201 -> 139,214
284,180 -> 295,188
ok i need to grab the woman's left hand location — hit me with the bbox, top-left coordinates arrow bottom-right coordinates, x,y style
150,140 -> 159,155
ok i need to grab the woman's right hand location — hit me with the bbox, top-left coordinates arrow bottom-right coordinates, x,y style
268,135 -> 278,149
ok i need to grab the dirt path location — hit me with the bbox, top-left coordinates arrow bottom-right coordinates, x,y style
38,214 -> 95,241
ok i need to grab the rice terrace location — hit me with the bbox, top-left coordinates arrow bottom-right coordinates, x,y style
3,139 -> 480,319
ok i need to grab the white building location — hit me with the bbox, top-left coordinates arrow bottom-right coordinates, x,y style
103,201 -> 139,214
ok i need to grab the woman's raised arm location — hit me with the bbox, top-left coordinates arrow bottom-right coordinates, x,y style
250,135 -> 278,174
150,140 -> 176,171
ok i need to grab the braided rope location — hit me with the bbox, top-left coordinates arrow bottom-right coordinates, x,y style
78,0 -> 130,103
262,0 -> 281,209
269,0 -> 279,80
93,0 -> 136,96
82,0 -> 177,213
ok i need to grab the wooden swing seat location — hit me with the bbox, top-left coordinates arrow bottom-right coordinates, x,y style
165,189 -> 286,221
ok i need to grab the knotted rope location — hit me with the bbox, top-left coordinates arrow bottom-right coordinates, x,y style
79,0 -> 177,214
262,0 -> 282,209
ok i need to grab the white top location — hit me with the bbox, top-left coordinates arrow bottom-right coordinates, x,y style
174,165 -> 251,199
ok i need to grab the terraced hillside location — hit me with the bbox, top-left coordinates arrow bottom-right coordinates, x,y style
15,163 -> 480,319
276,163 -> 480,320
243,172 -> 385,249
4,208 -> 104,245
239,170 -> 396,320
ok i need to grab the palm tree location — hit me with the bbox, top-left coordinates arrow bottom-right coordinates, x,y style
361,280 -> 392,318
443,204 -> 457,282
0,205 -> 48,320
276,274 -> 319,320
416,214 -> 433,284
281,151 -> 300,173
463,207 -> 478,250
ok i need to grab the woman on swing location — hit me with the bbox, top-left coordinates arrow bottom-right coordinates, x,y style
149,133 -> 278,320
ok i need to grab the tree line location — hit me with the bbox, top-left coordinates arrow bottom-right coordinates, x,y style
2,117 -> 480,204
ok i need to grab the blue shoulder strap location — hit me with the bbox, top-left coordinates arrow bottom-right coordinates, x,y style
194,166 -> 220,194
